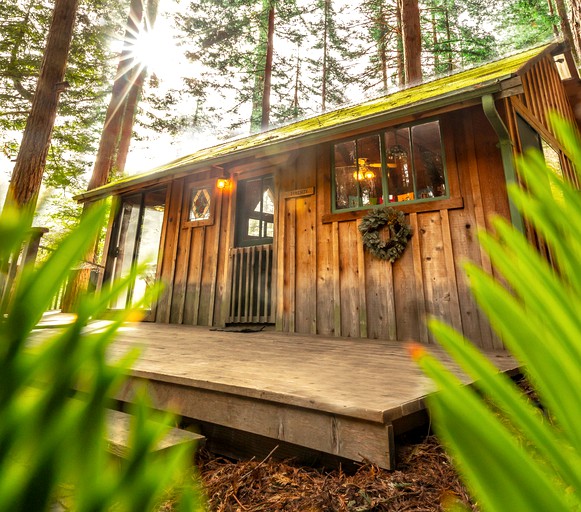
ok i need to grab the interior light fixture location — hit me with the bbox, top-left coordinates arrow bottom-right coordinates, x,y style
353,158 -> 376,180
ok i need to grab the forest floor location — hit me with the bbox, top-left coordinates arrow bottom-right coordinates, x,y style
180,434 -> 476,511
165,374 -> 535,511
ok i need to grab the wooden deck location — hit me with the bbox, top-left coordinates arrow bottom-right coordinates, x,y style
55,320 -> 518,470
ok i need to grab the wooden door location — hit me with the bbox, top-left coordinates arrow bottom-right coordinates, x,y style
227,175 -> 275,323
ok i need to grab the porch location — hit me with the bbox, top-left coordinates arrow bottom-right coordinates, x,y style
67,320 -> 519,470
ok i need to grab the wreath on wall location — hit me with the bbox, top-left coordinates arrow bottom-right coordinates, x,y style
358,207 -> 412,262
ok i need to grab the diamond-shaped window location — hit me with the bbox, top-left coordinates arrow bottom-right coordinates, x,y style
189,188 -> 211,221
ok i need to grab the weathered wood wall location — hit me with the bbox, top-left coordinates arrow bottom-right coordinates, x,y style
152,106 -> 510,350
148,55 -> 578,350
275,108 -> 508,349
155,171 -> 229,327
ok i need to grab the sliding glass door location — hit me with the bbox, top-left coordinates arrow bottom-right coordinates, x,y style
104,187 -> 167,312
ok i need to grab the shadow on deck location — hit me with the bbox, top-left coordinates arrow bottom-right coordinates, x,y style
37,317 -> 520,469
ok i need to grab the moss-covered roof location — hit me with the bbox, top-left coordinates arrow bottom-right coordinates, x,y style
78,42 -> 554,201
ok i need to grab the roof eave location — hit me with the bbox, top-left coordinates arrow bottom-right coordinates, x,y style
75,77 -> 511,203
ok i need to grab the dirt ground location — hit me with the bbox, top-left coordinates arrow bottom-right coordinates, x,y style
182,376 -> 537,511
192,435 -> 476,511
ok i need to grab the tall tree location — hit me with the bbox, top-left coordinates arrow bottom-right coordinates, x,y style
359,0 -> 403,93
308,0 -> 356,110
176,0 -> 305,135
400,0 -> 422,84
5,0 -> 79,209
89,0 -> 159,191
572,0 -> 581,62
494,0 -> 556,50
424,0 -> 496,75
251,0 -> 276,131
553,0 -> 579,62
0,0 -> 128,241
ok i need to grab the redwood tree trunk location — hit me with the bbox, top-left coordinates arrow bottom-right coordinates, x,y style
6,0 -> 79,209
261,2 -> 275,130
546,0 -> 561,37
396,0 -> 405,88
400,0 -> 422,85
114,0 -> 159,175
572,0 -> 581,63
554,0 -> 579,63
321,0 -> 329,112
377,2 -> 389,91
88,0 -> 144,191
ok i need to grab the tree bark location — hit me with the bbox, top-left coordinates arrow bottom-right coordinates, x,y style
572,0 -> 581,63
396,0 -> 405,87
431,6 -> 439,71
115,0 -> 160,174
5,0 -> 79,209
377,1 -> 389,91
292,53 -> 301,117
554,0 -> 579,63
546,0 -> 561,37
261,1 -> 275,130
400,0 -> 422,85
322,0 -> 329,112
88,0 -> 144,191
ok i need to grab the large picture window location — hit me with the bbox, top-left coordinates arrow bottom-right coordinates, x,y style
333,120 -> 447,211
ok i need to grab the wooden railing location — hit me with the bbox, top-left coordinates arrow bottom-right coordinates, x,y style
228,244 -> 274,324
0,227 -> 48,310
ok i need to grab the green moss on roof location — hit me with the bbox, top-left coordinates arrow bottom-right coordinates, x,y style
83,43 -> 552,197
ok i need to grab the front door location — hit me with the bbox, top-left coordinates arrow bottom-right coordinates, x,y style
228,174 -> 275,323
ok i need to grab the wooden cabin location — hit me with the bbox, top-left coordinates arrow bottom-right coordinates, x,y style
78,41 -> 580,351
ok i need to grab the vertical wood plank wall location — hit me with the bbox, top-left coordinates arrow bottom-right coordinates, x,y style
153,106 -> 509,350
275,107 -> 508,349
149,58 -> 577,350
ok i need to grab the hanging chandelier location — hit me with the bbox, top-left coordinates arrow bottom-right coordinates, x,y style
353,158 -> 376,181
387,144 -> 408,169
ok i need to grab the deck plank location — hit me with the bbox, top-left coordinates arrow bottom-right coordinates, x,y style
34,318 -> 519,468
106,322 -> 517,422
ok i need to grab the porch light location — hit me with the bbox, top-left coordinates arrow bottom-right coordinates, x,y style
216,178 -> 229,189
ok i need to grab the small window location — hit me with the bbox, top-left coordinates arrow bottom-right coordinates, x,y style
332,120 -> 447,211
189,187 -> 212,221
183,181 -> 218,227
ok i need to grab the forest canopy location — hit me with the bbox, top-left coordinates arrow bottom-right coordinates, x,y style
0,0 -> 576,248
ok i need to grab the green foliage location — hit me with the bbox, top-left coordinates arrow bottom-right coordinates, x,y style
494,0 -> 558,51
0,204 -> 203,511
422,0 -> 498,75
414,115 -> 581,510
0,0 -> 127,190
358,207 -> 412,262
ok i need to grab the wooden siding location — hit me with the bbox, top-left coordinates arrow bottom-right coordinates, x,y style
271,107 -> 508,349
145,56 -> 578,350
152,107 -> 509,349
516,54 -> 579,187
156,172 -> 228,326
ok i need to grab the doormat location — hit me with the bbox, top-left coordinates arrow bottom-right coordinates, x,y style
209,326 -> 266,333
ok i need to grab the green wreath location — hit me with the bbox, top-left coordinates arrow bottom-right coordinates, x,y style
358,207 -> 412,262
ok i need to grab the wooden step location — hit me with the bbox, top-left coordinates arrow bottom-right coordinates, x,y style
106,408 -> 205,459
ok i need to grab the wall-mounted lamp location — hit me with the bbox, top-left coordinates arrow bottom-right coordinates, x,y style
216,178 -> 229,190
